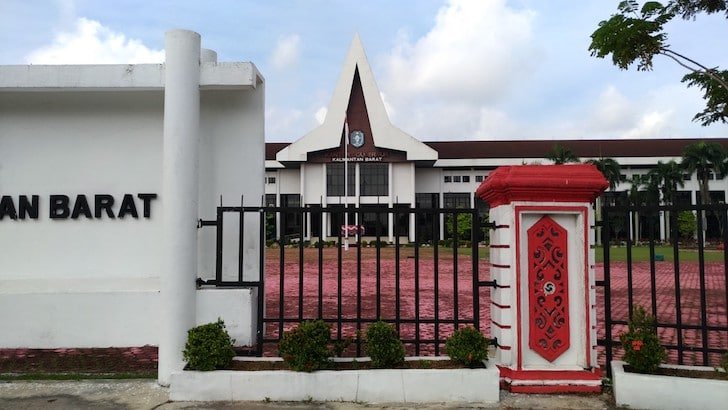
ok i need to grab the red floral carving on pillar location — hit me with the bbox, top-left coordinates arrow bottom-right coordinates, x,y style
528,215 -> 570,362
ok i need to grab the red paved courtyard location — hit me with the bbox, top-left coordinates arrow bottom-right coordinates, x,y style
264,247 -> 727,367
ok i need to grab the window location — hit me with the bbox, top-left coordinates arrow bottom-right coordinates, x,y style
709,172 -> 716,180
462,175 -> 470,183
415,194 -> 439,243
683,173 -> 691,181
360,163 -> 388,196
443,193 -> 470,209
416,193 -> 439,208
326,163 -> 355,196
265,194 -> 277,207
267,176 -> 276,184
453,176 -> 461,183
475,175 -> 484,182
281,194 -> 301,236
361,205 -> 388,236
444,176 -> 452,183
718,173 -> 725,180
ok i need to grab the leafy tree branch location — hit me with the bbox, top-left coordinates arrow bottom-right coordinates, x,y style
590,0 -> 728,125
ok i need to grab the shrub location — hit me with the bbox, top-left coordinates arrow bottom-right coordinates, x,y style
364,321 -> 405,368
445,326 -> 489,367
677,211 -> 696,242
278,320 -> 332,372
620,305 -> 666,374
183,319 -> 235,371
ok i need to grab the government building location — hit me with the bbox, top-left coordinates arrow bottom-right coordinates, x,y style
265,36 -> 728,243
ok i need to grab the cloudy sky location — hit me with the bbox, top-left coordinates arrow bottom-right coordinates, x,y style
1,0 -> 727,142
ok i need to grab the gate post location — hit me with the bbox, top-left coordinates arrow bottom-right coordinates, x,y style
476,165 -> 607,393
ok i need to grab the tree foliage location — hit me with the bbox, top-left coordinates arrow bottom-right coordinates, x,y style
588,157 -> 625,191
648,160 -> 685,204
680,141 -> 726,205
545,144 -> 580,164
590,0 -> 728,125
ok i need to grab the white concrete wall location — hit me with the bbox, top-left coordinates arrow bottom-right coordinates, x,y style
197,89 -> 265,283
196,288 -> 256,346
0,72 -> 264,348
391,162 -> 414,204
278,168 -> 301,195
415,168 -> 441,193
0,91 -> 164,347
303,163 -> 324,204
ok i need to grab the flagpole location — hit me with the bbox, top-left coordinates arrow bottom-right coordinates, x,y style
344,117 -> 349,251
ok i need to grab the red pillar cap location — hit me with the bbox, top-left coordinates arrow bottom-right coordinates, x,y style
475,164 -> 608,207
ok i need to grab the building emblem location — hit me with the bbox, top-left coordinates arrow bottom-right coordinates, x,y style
350,130 -> 365,148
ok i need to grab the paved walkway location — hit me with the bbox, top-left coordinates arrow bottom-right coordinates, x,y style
0,380 -> 614,410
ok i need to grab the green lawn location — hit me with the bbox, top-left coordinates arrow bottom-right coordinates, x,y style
594,245 -> 725,263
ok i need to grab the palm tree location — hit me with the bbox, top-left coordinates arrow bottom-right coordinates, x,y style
648,160 -> 685,205
627,176 -> 659,206
647,160 -> 685,243
545,144 -> 580,164
681,141 -> 726,242
587,157 -> 624,191
681,141 -> 726,206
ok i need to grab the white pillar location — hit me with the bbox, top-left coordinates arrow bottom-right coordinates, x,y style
388,163 -> 394,242
276,171 -> 281,240
300,165 -> 307,240
159,29 -> 201,386
322,164 -> 328,238
409,162 -> 416,242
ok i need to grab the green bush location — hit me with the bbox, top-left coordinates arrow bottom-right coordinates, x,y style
445,326 -> 489,367
182,319 -> 235,371
278,320 -> 332,372
677,211 -> 696,242
620,305 -> 666,374
364,321 -> 405,368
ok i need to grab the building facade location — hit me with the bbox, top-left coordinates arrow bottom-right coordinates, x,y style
265,36 -> 728,243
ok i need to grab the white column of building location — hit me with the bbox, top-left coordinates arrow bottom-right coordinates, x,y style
159,29 -> 201,386
301,165 -> 308,240
409,162 -> 415,242
388,163 -> 394,242
355,164 -> 361,227
276,170 -> 281,241
439,182 -> 445,241
322,164 -> 328,239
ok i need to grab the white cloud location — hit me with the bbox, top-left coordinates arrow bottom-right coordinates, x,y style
25,17 -> 163,64
266,106 -> 304,141
579,85 -> 676,139
381,0 -> 537,139
270,34 -> 301,70
315,106 -> 327,124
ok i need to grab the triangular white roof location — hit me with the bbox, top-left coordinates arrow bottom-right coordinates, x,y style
276,34 -> 438,163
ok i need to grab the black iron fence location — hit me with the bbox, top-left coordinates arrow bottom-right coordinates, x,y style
199,204 -> 495,357
597,203 -> 728,374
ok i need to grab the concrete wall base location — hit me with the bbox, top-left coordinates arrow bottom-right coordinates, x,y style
612,360 -> 728,410
170,359 -> 499,403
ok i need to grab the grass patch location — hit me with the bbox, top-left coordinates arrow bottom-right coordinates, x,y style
595,246 -> 725,263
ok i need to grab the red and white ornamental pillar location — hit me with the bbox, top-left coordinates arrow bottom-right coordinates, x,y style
476,165 -> 608,393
